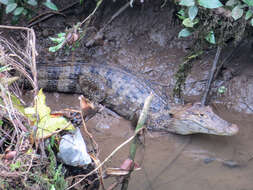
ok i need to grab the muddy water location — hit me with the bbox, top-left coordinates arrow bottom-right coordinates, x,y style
45,93 -> 253,190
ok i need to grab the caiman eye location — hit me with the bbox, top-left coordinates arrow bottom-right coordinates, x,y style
199,113 -> 204,117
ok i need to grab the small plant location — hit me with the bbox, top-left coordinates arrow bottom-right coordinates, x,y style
177,0 -> 253,44
218,86 -> 227,94
0,0 -> 58,22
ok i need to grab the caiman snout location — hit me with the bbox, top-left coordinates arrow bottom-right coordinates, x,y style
169,103 -> 239,136
225,123 -> 239,136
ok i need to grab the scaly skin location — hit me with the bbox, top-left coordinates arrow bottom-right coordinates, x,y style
37,61 -> 238,135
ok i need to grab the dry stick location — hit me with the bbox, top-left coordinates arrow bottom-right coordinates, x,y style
66,94 -> 153,190
201,46 -> 222,106
121,94 -> 153,190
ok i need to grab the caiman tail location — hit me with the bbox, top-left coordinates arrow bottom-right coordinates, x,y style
37,62 -> 239,136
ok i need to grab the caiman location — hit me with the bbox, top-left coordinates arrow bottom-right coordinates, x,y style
37,61 -> 238,136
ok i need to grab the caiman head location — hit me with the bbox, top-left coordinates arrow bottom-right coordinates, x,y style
169,102 -> 239,136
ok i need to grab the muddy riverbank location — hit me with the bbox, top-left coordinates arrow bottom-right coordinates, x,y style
2,0 -> 253,189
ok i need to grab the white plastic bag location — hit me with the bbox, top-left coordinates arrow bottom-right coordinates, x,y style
57,128 -> 91,166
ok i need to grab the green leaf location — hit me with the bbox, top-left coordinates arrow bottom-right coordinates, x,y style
22,9 -> 28,16
27,0 -> 38,6
36,89 -> 51,119
24,89 -> 75,140
10,161 -> 21,171
242,0 -> 253,6
43,0 -> 58,11
49,36 -> 65,43
0,120 -> 3,126
182,18 -> 194,27
24,107 -> 36,115
13,7 -> 24,16
251,18 -> 253,25
0,0 -> 8,5
188,6 -> 198,20
57,32 -> 66,38
179,0 -> 195,6
177,9 -> 186,20
231,5 -> 244,20
6,3 -> 17,14
198,0 -> 223,9
178,28 -> 192,37
37,116 -> 74,140
49,41 -> 65,52
205,31 -> 216,44
245,10 -> 253,20
218,86 -> 226,94
225,0 -> 238,6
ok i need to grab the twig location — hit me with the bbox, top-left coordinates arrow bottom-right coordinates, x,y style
121,94 -> 153,190
201,46 -> 222,106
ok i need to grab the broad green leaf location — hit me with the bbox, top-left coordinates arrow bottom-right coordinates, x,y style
43,0 -> 58,11
242,0 -> 253,6
205,31 -> 216,44
183,18 -> 194,27
36,89 -> 51,119
178,28 -> 192,37
13,7 -> 24,16
188,6 -> 198,20
231,5 -> 243,20
225,0 -> 238,6
179,0 -> 195,6
245,10 -> 253,20
0,120 -> 3,126
6,3 -> 17,14
251,18 -> 253,25
198,0 -> 223,9
27,0 -> 37,6
37,116 -> 74,140
0,0 -> 8,5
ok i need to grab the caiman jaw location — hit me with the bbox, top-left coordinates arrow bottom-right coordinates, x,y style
170,103 -> 239,136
